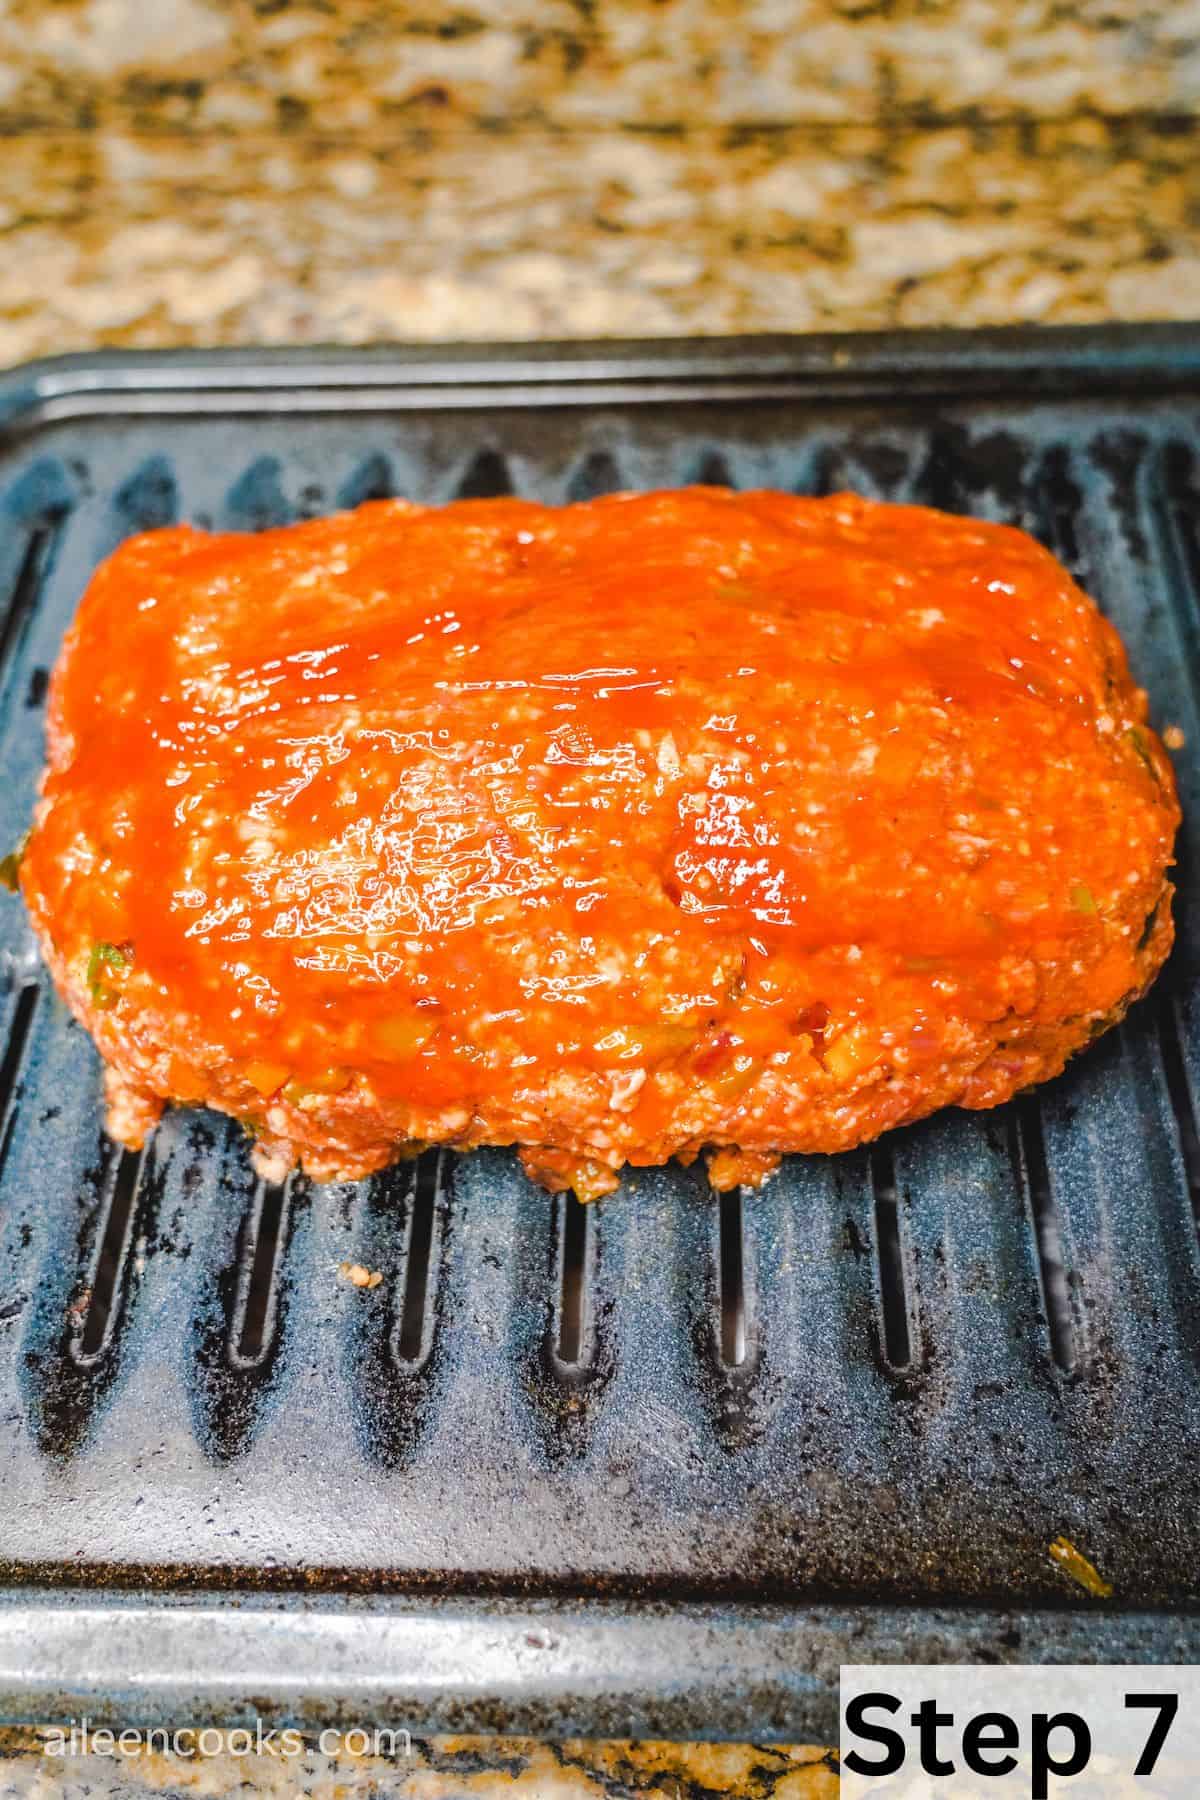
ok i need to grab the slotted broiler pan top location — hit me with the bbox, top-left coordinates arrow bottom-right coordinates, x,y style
1,329 -> 1200,1743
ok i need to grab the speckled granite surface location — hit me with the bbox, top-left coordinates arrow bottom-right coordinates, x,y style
0,1 -> 1195,361
0,1733 -> 840,1798
0,0 -> 1196,129
0,114 -> 1197,363
0,4 -> 1193,1795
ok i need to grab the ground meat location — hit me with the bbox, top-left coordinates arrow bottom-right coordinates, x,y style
18,488 -> 1180,1198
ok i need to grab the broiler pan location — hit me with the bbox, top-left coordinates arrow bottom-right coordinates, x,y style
0,329 -> 1197,1741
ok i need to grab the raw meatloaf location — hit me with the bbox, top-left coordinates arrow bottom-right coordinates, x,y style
20,489 -> 1180,1199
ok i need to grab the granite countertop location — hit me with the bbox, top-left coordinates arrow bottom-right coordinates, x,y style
0,114 -> 1195,366
0,1 -> 1194,362
0,1731 -> 840,1798
0,4 -> 1194,1796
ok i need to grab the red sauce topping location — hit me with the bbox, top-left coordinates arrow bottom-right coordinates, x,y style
25,489 -> 1175,1121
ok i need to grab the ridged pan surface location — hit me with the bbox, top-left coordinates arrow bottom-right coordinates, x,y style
0,334 -> 1198,1735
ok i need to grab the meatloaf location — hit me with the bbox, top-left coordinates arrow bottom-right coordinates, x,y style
18,488 -> 1180,1199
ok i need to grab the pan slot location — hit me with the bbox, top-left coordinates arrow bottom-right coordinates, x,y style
224,456 -> 291,532
0,529 -> 55,687
817,437 -> 914,502
229,1175 -> 296,1370
72,1144 -> 144,1368
717,1186 -> 748,1369
337,452 -> 393,510
566,450 -> 620,502
0,984 -> 37,1185
1010,1099 -> 1076,1375
1033,444 -> 1092,592
347,1156 -> 449,1469
455,449 -> 513,500
187,1131 -> 304,1463
553,1189 -> 593,1371
1155,996 -> 1200,1236
690,449 -> 734,488
912,420 -> 1038,522
704,1177 -> 768,1446
914,428 -> 967,513
1160,440 -> 1200,612
802,448 -> 849,504
22,1134 -> 155,1458
393,1149 -> 446,1368
1155,441 -> 1200,702
539,1177 -> 611,1442
115,455 -> 177,533
870,1144 -> 913,1372
805,444 -> 839,497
